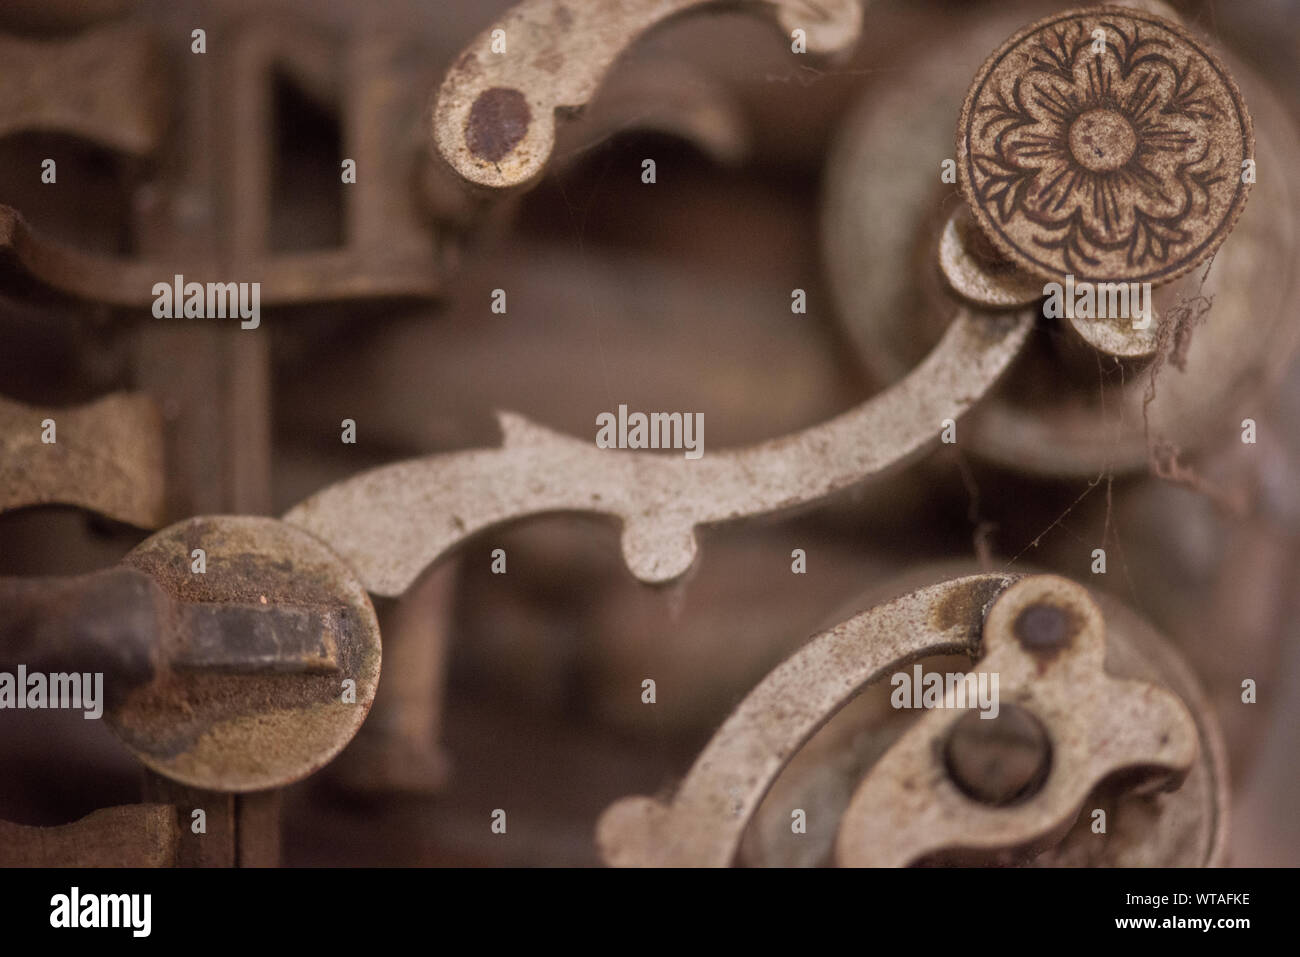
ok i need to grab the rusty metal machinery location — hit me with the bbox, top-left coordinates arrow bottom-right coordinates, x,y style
1,0 -> 1298,872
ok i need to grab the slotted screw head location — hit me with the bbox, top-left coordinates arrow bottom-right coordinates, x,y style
110,516 -> 381,792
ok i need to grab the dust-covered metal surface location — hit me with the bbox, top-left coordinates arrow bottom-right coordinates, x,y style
596,575 -> 1016,866
825,0 -> 1300,477
600,573 -> 1220,867
0,23 -> 166,156
432,0 -> 863,190
284,310 -> 1033,593
0,392 -> 165,527
0,0 -> 1296,877
835,576 -> 1199,866
0,804 -> 179,867
956,6 -> 1253,286
110,516 -> 381,792
0,202 -> 443,309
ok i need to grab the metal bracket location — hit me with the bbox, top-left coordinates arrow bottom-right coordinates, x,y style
597,573 -> 1202,867
0,392 -> 165,527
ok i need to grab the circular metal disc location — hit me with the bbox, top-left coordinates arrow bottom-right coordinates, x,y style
110,516 -> 381,792
957,6 -> 1253,284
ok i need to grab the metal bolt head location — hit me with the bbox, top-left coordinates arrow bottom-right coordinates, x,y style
943,703 -> 1051,806
1014,602 -> 1075,657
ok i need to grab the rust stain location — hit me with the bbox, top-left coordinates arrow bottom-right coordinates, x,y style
931,577 -> 1008,646
465,86 -> 530,161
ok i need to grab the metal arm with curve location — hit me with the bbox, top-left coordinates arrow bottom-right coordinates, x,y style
283,309 -> 1032,595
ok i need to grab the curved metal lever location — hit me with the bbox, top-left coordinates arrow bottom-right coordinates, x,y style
283,309 -> 1032,594
596,574 -> 1012,866
596,574 -> 1199,867
432,0 -> 864,189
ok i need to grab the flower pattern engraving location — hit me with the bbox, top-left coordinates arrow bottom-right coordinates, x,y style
959,9 -> 1252,283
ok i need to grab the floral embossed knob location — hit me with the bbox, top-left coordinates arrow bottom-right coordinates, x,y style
956,5 -> 1253,284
